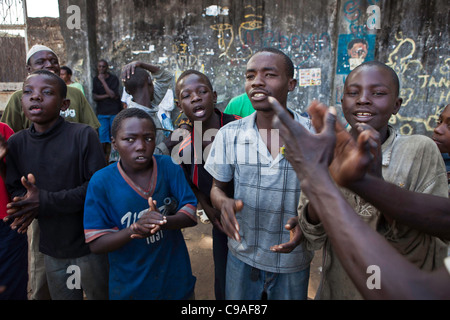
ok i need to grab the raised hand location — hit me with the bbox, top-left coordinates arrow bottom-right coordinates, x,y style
121,61 -> 141,82
307,102 -> 381,187
270,97 -> 337,188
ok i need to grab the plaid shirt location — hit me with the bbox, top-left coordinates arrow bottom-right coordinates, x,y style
204,109 -> 314,273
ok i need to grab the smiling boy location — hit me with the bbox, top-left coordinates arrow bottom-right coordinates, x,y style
342,60 -> 403,146
298,61 -> 448,300
5,70 -> 108,300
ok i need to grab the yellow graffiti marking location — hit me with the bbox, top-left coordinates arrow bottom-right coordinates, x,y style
386,32 -> 449,134
210,5 -> 263,61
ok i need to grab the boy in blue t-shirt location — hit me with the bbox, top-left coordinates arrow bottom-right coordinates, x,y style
84,108 -> 197,300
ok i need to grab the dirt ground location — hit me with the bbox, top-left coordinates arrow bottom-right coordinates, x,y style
26,219 -> 321,300
183,220 -> 322,300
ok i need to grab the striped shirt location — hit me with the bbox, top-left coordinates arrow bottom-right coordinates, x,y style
204,109 -> 314,273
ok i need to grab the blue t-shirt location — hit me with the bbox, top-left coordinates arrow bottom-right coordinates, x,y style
84,155 -> 197,300
443,153 -> 450,172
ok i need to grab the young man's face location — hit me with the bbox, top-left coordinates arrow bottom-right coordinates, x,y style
27,50 -> 60,75
112,117 -> 156,173
245,52 -> 296,112
21,74 -> 69,133
342,65 -> 402,134
176,73 -> 217,123
97,61 -> 108,75
60,69 -> 70,83
432,105 -> 450,153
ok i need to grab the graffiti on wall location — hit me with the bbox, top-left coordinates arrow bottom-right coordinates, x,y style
208,4 -> 332,63
207,3 -> 331,91
336,34 -> 376,74
338,0 -> 379,75
343,0 -> 380,37
334,0 -> 379,117
386,32 -> 450,135
209,4 -> 263,61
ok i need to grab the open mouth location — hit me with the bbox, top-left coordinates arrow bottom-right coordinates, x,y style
193,106 -> 206,117
354,112 -> 374,122
29,105 -> 43,114
251,91 -> 269,101
135,156 -> 149,163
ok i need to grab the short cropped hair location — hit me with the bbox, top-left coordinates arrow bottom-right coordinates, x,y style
351,60 -> 400,96
253,47 -> 295,79
61,66 -> 73,76
175,69 -> 213,99
123,67 -> 150,96
98,59 -> 109,66
28,69 -> 67,98
111,107 -> 156,138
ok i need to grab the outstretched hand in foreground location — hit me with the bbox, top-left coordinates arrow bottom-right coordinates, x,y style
269,97 -> 450,299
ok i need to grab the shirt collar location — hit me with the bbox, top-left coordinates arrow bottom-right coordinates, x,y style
128,100 -> 158,113
244,107 -> 307,129
29,116 -> 65,137
239,108 -> 307,164
381,125 -> 397,167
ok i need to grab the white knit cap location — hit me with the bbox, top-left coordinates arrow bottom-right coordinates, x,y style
26,45 -> 58,64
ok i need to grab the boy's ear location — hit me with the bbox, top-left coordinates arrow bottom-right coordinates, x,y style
175,99 -> 182,112
60,98 -> 71,111
392,97 -> 403,115
213,91 -> 218,104
288,79 -> 297,92
111,137 -> 116,150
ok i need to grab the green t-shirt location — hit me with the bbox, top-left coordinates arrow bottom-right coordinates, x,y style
69,82 -> 85,95
224,93 -> 255,118
1,86 -> 100,133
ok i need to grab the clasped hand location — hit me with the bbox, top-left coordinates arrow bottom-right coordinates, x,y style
4,174 -> 39,234
129,197 -> 167,239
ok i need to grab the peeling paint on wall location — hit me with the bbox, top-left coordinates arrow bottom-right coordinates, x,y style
58,0 -> 449,136
204,5 -> 229,17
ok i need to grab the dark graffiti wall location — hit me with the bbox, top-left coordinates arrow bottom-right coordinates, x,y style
58,0 -> 449,136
